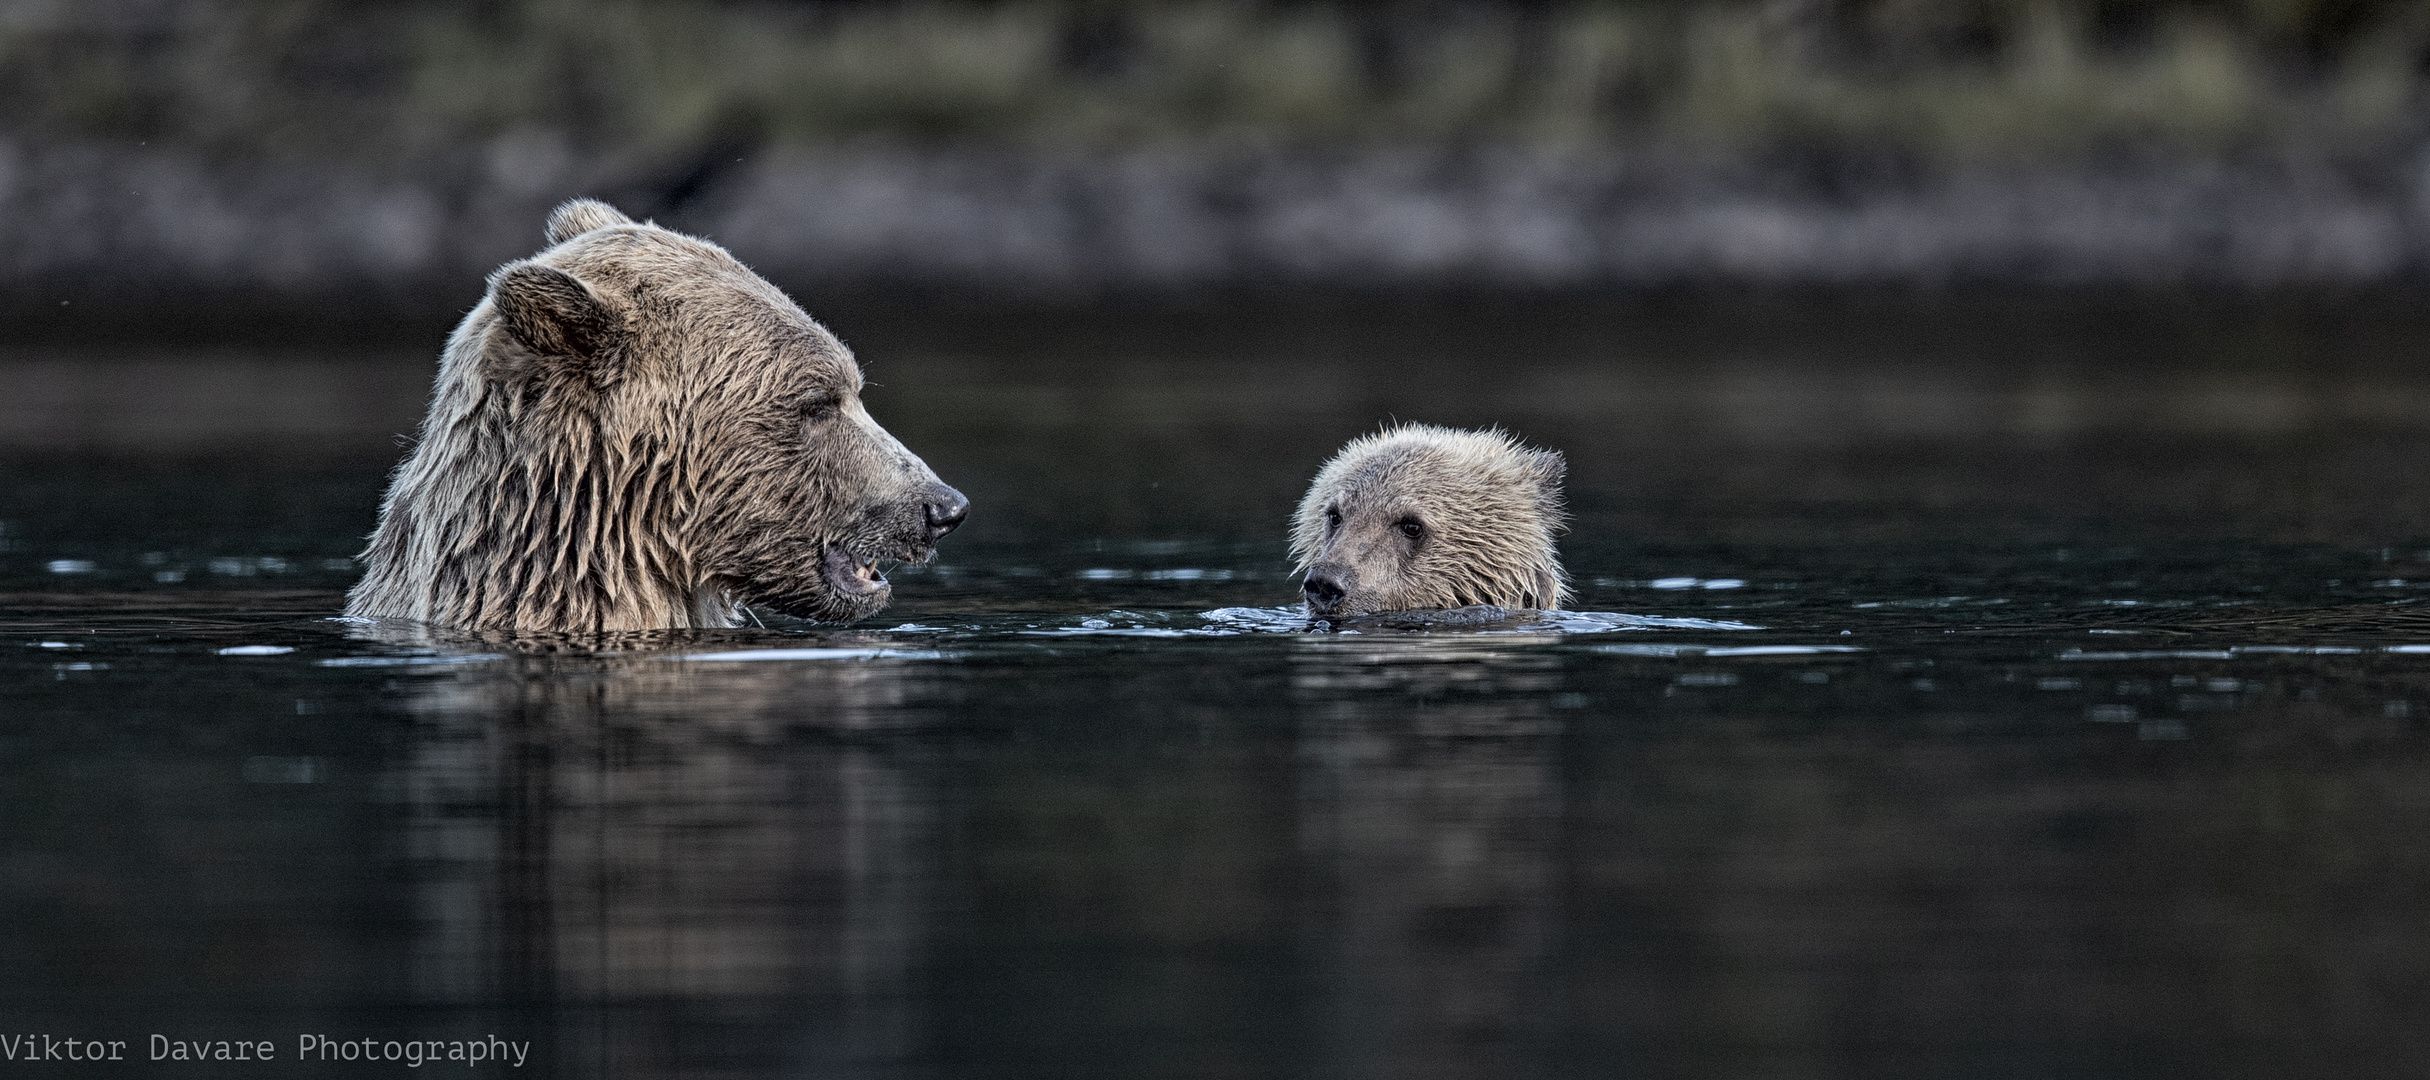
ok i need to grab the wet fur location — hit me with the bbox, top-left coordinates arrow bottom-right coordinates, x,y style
348,199 -> 957,632
1291,424 -> 1569,616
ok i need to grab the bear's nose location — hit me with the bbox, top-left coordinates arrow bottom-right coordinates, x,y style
1302,570 -> 1346,613
923,486 -> 970,542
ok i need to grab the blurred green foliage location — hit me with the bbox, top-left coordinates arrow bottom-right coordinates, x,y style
4,0 -> 2427,158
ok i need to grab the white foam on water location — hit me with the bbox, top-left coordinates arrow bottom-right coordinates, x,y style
1592,643 -> 1862,658
1200,606 -> 1313,633
1536,611 -> 1763,633
2061,646 -> 2369,660
1021,627 -> 1207,638
1197,607 -> 1764,635
1590,643 -> 1704,657
666,648 -> 947,662
217,645 -> 294,656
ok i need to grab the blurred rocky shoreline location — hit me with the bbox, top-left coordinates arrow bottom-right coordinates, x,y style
14,0 -> 2430,304
10,138 -> 2430,304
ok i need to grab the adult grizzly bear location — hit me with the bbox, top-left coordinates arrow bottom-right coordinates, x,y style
347,198 -> 967,632
1292,424 -> 1567,619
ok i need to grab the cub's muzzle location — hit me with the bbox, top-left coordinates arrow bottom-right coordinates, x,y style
1302,563 -> 1352,615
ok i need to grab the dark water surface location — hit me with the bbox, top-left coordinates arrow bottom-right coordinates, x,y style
11,295 -> 2430,1078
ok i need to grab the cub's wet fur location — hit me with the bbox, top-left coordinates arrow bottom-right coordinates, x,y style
1291,424 -> 1568,619
348,198 -> 967,633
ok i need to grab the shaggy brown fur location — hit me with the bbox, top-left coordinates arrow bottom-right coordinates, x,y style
1291,424 -> 1568,618
347,198 -> 967,632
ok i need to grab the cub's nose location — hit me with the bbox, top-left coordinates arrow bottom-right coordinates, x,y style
1302,570 -> 1346,614
923,486 -> 970,542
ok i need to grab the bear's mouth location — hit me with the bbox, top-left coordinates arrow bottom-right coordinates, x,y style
821,543 -> 890,598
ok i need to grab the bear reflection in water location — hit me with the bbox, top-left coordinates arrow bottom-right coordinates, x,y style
1290,635 -> 1562,1074
375,630 -> 1569,1074
390,647 -> 940,1069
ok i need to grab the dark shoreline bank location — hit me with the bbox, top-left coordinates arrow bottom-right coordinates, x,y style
9,278 -> 2429,365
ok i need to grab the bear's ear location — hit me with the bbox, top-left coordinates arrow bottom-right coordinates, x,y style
544,198 -> 634,245
489,263 -> 618,366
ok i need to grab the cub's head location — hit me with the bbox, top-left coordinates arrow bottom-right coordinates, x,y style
1290,424 -> 1568,619
459,199 -> 966,625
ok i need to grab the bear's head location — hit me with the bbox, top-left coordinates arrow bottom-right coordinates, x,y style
348,199 -> 967,632
1290,424 -> 1568,619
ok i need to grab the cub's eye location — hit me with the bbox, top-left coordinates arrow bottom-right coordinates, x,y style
1397,518 -> 1424,541
1324,507 -> 1342,532
802,396 -> 839,422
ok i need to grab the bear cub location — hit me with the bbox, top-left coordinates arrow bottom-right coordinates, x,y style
1291,424 -> 1569,621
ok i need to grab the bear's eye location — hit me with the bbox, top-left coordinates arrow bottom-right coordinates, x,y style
1397,518 -> 1424,542
1324,507 -> 1342,533
801,396 -> 839,423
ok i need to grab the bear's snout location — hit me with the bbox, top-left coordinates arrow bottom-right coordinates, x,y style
1302,564 -> 1352,615
922,485 -> 970,543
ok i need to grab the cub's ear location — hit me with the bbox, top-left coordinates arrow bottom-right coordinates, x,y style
1528,448 -> 1567,491
489,263 -> 617,365
544,198 -> 634,245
